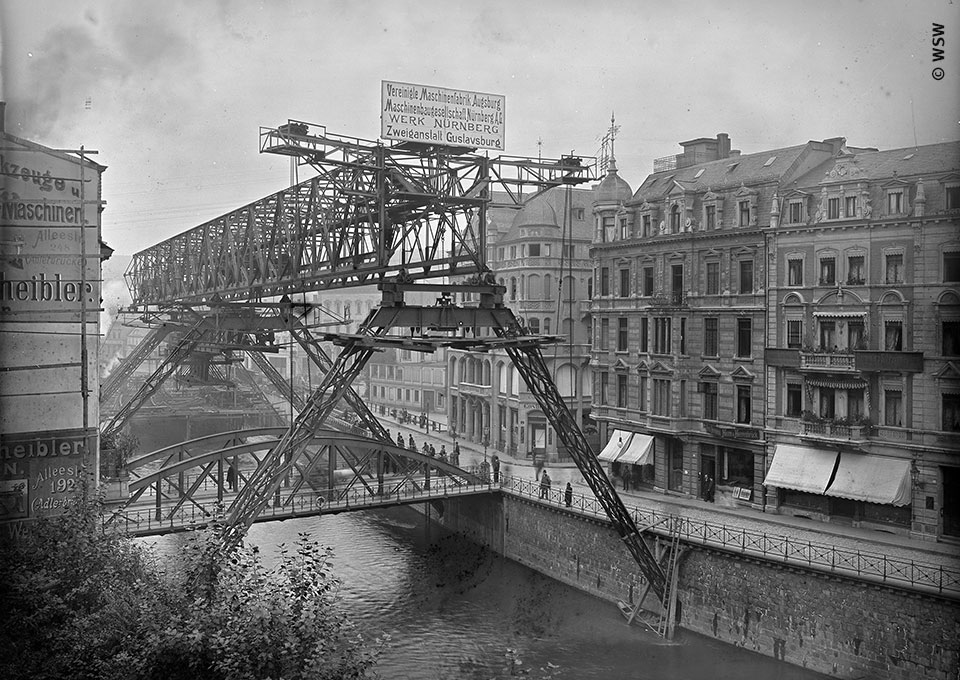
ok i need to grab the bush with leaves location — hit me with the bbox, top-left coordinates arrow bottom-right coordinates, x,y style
0,489 -> 380,680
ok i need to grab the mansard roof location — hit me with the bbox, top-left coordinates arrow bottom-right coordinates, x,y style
630,143 -> 812,203
793,141 -> 960,189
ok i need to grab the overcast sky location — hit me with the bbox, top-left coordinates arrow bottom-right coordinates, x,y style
2,0 -> 959,262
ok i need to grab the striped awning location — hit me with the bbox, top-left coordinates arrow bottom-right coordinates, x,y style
812,310 -> 868,318
805,377 -> 867,390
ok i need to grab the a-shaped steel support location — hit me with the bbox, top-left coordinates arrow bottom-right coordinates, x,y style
100,320 -> 209,441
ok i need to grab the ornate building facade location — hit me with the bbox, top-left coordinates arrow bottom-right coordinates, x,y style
589,133 -> 960,541
764,140 -> 960,540
591,135 -> 848,505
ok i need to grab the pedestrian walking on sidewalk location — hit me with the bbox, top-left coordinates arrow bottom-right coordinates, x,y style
453,442 -> 461,467
491,454 -> 500,483
539,470 -> 551,499
564,482 -> 573,507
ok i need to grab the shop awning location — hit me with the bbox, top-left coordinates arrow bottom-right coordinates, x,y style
597,429 -> 630,462
805,377 -> 867,390
615,433 -> 655,466
763,445 -> 838,494
825,453 -> 912,506
812,310 -> 868,318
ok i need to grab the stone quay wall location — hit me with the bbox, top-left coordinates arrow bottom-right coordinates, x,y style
432,493 -> 959,680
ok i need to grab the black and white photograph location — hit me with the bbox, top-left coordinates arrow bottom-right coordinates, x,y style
1,1 -> 958,678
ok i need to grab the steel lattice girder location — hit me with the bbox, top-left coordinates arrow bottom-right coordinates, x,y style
221,333 -> 385,552
126,127 -> 593,308
101,324 -> 172,402
496,330 -> 667,601
100,320 -> 210,440
285,320 -> 394,445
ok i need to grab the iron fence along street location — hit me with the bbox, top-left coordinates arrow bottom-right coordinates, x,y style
499,474 -> 960,599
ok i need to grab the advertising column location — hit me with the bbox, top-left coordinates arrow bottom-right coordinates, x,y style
0,135 -> 104,531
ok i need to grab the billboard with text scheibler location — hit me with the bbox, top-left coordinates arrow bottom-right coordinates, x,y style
381,80 -> 505,150
0,134 -> 104,529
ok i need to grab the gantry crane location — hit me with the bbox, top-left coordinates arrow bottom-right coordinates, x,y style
110,120 -> 667,601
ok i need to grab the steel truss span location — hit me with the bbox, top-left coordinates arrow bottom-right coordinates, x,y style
125,123 -> 593,308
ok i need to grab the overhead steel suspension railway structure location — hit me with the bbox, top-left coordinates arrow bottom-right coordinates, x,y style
105,120 -> 668,600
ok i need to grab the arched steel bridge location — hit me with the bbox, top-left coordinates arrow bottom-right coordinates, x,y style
109,426 -> 490,537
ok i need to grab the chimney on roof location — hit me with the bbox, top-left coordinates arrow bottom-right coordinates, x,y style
717,133 -> 731,159
823,136 -> 846,154
678,134 -> 734,168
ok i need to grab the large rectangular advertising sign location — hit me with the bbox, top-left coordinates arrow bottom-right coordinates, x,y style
381,80 -> 505,150
0,136 -> 102,529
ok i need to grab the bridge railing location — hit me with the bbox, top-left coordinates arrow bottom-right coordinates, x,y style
113,473 -> 497,536
498,474 -> 960,599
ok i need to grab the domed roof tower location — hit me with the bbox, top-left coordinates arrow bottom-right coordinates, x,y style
593,113 -> 633,243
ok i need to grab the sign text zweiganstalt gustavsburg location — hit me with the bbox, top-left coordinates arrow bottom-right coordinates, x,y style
381,81 -> 505,151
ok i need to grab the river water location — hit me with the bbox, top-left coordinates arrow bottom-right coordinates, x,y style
144,506 -> 826,680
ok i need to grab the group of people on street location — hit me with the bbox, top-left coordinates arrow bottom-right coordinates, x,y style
391,420 -> 581,508
537,469 -> 574,508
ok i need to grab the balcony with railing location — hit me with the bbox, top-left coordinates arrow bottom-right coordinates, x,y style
455,381 -> 492,397
704,423 -> 763,440
800,419 -> 871,441
647,291 -> 688,308
799,350 -> 857,371
791,349 -> 923,374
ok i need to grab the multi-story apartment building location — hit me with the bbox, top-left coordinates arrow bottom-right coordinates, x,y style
592,133 -> 960,540
764,141 -> 960,540
447,185 -> 596,461
591,136 -> 864,504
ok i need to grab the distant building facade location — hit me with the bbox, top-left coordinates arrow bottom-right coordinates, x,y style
447,185 -> 596,461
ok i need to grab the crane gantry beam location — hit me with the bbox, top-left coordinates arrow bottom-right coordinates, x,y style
124,123 -> 593,308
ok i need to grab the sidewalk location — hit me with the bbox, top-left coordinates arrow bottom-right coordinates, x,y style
378,413 -> 960,571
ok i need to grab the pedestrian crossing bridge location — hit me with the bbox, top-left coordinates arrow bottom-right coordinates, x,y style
108,426 -> 489,537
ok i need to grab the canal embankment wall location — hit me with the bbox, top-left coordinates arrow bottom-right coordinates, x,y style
433,492 -> 959,680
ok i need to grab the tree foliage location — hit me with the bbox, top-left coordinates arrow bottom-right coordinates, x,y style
0,491 -> 379,680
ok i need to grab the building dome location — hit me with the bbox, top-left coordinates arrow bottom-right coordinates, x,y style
499,190 -> 560,243
594,157 -> 632,204
515,192 -> 559,228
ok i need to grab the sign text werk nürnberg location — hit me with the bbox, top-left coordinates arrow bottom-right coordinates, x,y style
381,81 -> 505,150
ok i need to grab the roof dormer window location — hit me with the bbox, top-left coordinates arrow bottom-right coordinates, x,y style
945,183 -> 960,211
670,204 -> 681,233
886,188 -> 905,215
788,199 -> 804,224
827,197 -> 840,220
